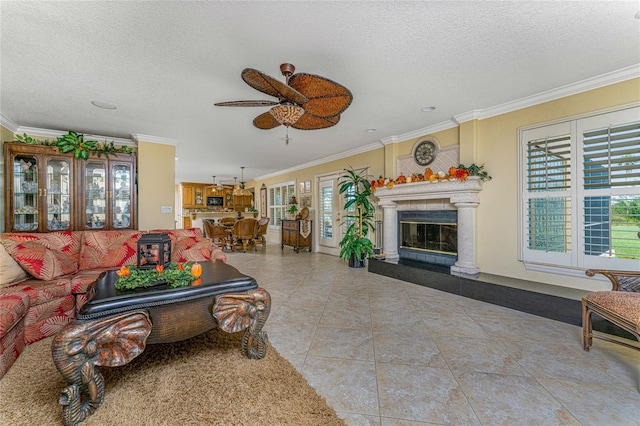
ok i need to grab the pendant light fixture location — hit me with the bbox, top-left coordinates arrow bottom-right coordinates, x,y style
232,167 -> 252,197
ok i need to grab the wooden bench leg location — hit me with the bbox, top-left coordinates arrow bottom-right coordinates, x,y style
582,299 -> 593,351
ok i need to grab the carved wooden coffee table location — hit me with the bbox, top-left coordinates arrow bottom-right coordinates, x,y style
51,261 -> 270,426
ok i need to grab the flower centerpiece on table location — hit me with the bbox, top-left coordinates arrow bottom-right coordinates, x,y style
114,262 -> 203,290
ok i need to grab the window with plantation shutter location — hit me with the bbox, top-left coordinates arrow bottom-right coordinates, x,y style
520,106 -> 640,275
268,181 -> 295,228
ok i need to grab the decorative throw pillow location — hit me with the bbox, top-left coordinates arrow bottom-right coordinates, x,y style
172,237 -> 212,262
78,231 -> 144,270
0,243 -> 29,287
3,241 -> 77,281
0,232 -> 82,264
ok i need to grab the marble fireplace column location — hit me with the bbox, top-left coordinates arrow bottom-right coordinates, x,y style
450,201 -> 480,279
379,200 -> 399,263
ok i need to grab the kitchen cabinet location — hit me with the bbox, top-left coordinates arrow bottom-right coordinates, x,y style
281,219 -> 312,253
181,183 -> 205,209
4,143 -> 75,232
77,154 -> 137,230
4,143 -> 137,232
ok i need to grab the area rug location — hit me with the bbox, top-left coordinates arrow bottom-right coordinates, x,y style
0,329 -> 345,425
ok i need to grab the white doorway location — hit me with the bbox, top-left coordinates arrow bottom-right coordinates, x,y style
317,173 -> 343,256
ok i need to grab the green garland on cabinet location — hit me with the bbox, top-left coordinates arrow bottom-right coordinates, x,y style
13,131 -> 135,160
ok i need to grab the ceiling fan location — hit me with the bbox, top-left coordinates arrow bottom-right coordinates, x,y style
205,176 -> 233,192
215,63 -> 353,137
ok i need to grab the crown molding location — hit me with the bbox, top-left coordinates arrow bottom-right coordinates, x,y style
460,64 -> 640,123
254,141 -> 383,181
11,126 -> 135,146
0,113 -> 20,132
131,133 -> 178,146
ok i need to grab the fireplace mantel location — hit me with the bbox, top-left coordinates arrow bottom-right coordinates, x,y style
374,177 -> 484,279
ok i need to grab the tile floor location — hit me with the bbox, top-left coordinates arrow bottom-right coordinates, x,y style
225,249 -> 640,426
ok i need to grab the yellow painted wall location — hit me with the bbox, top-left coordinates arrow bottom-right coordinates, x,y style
137,140 -> 176,230
474,78 -> 640,291
248,78 -> 639,293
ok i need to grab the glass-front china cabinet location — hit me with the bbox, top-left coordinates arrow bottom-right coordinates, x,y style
4,142 -> 136,232
79,157 -> 136,230
5,144 -> 75,232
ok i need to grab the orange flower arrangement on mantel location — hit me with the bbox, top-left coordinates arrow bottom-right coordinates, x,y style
371,163 -> 491,191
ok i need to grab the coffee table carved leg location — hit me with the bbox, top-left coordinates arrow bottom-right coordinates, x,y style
212,288 -> 271,359
51,311 -> 152,426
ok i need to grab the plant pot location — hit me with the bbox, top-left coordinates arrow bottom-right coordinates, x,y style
348,253 -> 366,268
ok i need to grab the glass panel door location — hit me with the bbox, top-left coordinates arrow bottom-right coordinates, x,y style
317,174 -> 343,256
12,154 -> 39,231
85,161 -> 107,229
111,163 -> 132,229
46,157 -> 71,231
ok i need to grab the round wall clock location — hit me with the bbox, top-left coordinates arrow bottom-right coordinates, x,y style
413,138 -> 438,166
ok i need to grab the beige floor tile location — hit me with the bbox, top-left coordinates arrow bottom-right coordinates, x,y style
309,327 -> 375,361
435,335 -> 531,377
455,371 -> 581,425
535,377 -> 640,425
226,249 -> 638,425
301,356 -> 379,415
373,330 -> 448,368
376,363 -> 480,424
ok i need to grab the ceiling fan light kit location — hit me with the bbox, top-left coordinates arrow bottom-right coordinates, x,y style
215,63 -> 353,143
269,104 -> 306,127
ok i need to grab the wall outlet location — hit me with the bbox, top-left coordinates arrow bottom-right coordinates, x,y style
160,206 -> 172,214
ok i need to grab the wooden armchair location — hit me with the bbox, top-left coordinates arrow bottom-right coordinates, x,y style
230,218 -> 259,252
582,269 -> 640,353
254,217 -> 270,250
585,269 -> 640,292
203,219 -> 231,250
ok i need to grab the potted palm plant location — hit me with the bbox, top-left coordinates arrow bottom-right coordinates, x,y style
338,166 -> 375,268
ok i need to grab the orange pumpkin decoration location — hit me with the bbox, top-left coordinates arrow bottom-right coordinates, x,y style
449,166 -> 457,176
191,278 -> 203,286
190,263 -> 202,278
424,168 -> 433,178
116,266 -> 130,277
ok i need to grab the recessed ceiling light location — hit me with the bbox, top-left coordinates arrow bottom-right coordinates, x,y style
421,106 -> 436,112
365,128 -> 377,133
91,100 -> 117,110
635,10 -> 640,19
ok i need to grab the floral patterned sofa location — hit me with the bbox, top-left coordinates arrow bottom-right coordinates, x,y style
0,228 -> 226,378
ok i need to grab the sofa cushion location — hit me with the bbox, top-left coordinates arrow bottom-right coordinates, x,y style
24,295 -> 75,345
0,293 -> 30,336
0,277 -> 73,307
150,228 -> 203,239
79,231 -> 144,270
2,241 -> 78,280
0,244 -> 29,288
172,237 -> 213,262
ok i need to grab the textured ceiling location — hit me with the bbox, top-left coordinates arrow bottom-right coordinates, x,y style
1,1 -> 639,183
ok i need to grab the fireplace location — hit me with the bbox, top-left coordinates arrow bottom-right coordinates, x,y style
398,211 -> 457,267
374,178 -> 484,279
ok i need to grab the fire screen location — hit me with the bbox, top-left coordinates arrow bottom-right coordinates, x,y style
400,221 -> 457,255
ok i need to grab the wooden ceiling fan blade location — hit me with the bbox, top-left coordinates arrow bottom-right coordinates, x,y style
288,73 -> 353,117
242,68 -> 308,105
214,100 -> 278,107
292,112 -> 340,130
253,111 -> 282,130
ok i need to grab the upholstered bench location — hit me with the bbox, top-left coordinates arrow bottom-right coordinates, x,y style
582,291 -> 640,352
